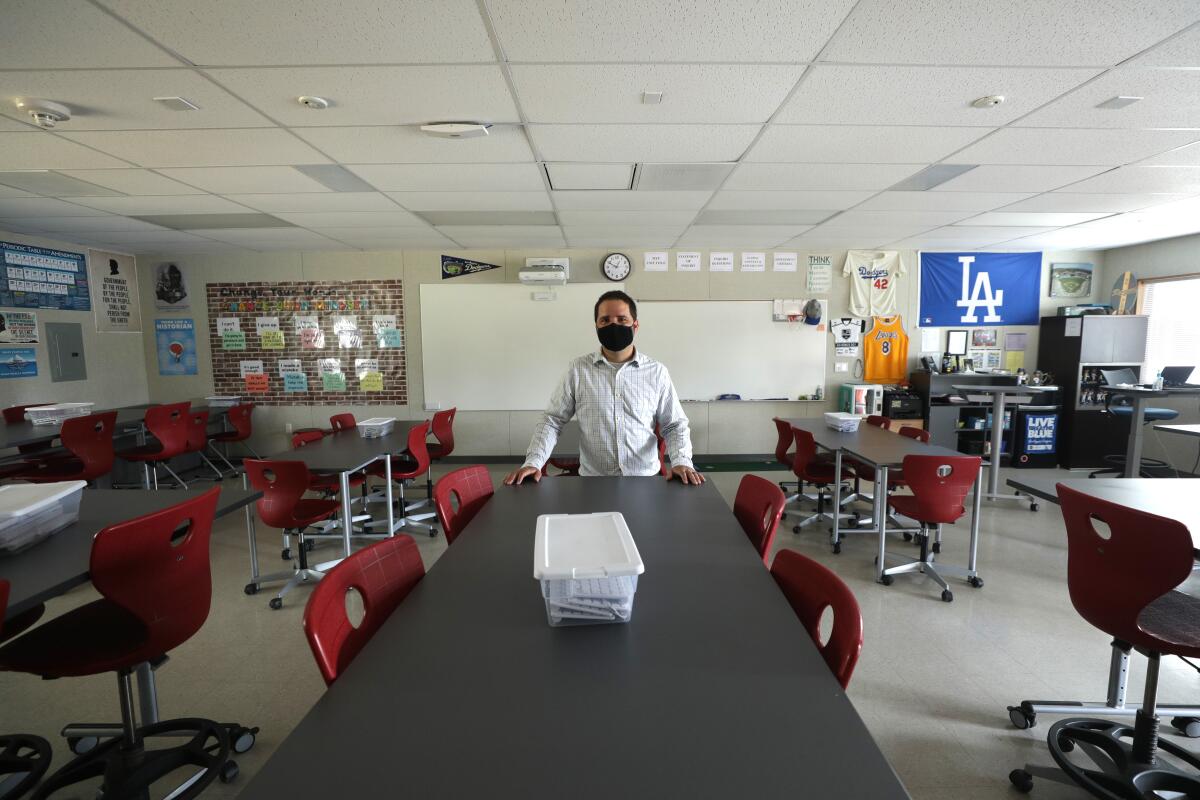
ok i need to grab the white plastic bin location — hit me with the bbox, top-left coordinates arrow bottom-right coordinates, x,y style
24,403 -> 95,425
824,411 -> 862,433
533,511 -> 644,627
0,481 -> 86,555
358,417 -> 396,438
205,396 -> 241,407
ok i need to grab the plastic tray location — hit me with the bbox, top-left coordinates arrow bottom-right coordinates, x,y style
25,403 -> 94,426
0,480 -> 86,555
358,417 -> 396,438
533,511 -> 644,627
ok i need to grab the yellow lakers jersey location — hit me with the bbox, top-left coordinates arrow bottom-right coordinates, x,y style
863,315 -> 909,384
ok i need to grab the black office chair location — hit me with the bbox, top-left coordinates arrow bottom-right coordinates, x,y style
1089,391 -> 1178,478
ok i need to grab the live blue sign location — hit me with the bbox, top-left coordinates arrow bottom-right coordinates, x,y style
1024,412 -> 1057,454
919,252 -> 1042,327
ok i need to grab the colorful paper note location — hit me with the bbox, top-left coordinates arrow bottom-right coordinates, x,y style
283,372 -> 308,392
359,371 -> 383,392
322,372 -> 346,391
379,328 -> 402,348
244,373 -> 269,393
261,330 -> 284,349
222,331 -> 246,350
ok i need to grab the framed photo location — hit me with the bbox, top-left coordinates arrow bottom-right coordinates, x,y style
971,328 -> 997,347
946,329 -> 968,356
1049,262 -> 1093,298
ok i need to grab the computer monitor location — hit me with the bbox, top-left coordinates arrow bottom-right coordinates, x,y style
946,329 -> 968,356
1100,367 -> 1139,386
1161,366 -> 1195,386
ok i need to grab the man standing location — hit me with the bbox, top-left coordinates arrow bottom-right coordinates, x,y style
504,290 -> 704,486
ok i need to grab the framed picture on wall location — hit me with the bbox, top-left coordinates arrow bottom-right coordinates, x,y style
1049,262 -> 1093,298
971,328 -> 997,347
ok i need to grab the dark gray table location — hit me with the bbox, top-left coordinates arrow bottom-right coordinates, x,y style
952,384 -> 1051,500
1097,387 -> 1200,477
237,477 -> 909,800
1156,423 -> 1200,439
1,401 -> 227,451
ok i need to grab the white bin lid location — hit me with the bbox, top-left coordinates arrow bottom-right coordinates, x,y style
533,512 -> 644,581
359,417 -> 396,426
0,481 -> 86,520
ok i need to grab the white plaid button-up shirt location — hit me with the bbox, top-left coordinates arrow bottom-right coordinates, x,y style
522,350 -> 695,477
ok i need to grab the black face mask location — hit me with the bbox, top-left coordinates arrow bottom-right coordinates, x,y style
597,323 -> 634,352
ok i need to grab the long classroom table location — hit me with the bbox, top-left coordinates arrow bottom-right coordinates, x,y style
0,400 -> 229,452
237,477 -> 910,800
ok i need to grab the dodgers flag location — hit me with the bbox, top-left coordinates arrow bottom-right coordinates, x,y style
919,252 -> 1042,327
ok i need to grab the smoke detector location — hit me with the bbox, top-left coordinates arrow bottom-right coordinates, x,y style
297,95 -> 330,110
420,122 -> 491,139
15,98 -> 71,129
970,95 -> 1005,109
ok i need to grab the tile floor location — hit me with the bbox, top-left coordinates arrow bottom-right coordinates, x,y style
2,464 -> 1198,799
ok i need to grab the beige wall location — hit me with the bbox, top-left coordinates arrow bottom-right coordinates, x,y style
136,246 -> 1102,457
0,229 -> 149,412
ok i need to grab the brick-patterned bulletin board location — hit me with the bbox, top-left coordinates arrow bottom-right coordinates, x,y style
206,279 -> 406,406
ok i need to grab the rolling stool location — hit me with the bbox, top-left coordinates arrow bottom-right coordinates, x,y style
1090,397 -> 1179,478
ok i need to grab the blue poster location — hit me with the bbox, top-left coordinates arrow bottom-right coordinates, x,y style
155,318 -> 198,376
919,252 -> 1041,327
1024,412 -> 1058,454
0,347 -> 37,378
0,241 -> 90,311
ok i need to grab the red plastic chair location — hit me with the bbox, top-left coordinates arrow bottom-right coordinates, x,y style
0,579 -> 53,797
423,407 -> 457,497
328,413 -> 356,433
208,403 -> 259,471
433,465 -> 494,546
0,488 -> 233,799
771,418 -> 801,501
7,411 -> 118,484
789,428 -> 852,535
244,459 -> 341,610
865,415 -> 892,429
855,426 -> 930,490
882,455 -> 981,601
183,410 -> 226,481
303,535 -> 425,686
1010,485 -> 1200,797
770,549 -> 863,689
733,474 -> 786,564
897,426 -> 930,443
369,421 -> 437,535
116,401 -> 191,489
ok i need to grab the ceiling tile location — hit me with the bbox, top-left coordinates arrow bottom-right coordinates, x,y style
98,0 -> 494,65
824,0 -> 1199,66
0,133 -> 130,170
725,163 -> 923,191
884,236 -> 1014,250
1131,26 -> 1200,67
1021,68 -> 1200,129
747,125 -> 987,164
1,0 -> 179,68
437,226 -> 566,247
0,198 -> 111,217
0,185 -> 35,199
825,210 -> 976,228
510,64 -> 803,124
952,128 -> 1200,167
557,210 -> 697,227
931,165 -> 1110,192
917,225 -> 1056,240
563,225 -> 686,240
957,211 -> 1114,226
776,65 -> 1101,126
292,126 -> 533,165
566,236 -> 679,248
413,211 -> 555,226
388,191 -> 552,211
0,117 -> 37,132
84,230 -> 218,245
155,166 -> 334,195
551,191 -> 712,211
999,192 -> 1189,212
321,231 -> 459,249
272,210 -> 426,228
486,0 -> 856,62
676,225 -> 813,247
17,216 -> 171,233
805,223 -> 934,241
193,228 -> 344,246
224,192 -> 398,213
1138,141 -> 1200,166
706,190 -> 873,210
695,210 -> 833,225
56,169 -> 203,195
346,163 -> 545,192
529,124 -> 760,163
1058,165 -> 1200,194
0,70 -> 271,130
67,194 -> 262,215
546,164 -> 633,190
855,191 -> 1034,212
208,65 -> 518,126
60,130 -> 331,168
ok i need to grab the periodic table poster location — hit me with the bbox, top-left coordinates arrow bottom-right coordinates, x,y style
0,240 -> 90,311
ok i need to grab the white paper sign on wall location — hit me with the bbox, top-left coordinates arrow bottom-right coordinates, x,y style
676,252 -> 701,272
643,252 -> 668,272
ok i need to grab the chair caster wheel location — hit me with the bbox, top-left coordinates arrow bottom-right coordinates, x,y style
429,529 -> 438,538
243,583 -> 258,595
67,735 -> 98,755
1009,769 -> 1033,793
1056,734 -> 1075,753
968,576 -> 984,588
941,589 -> 953,602
931,542 -> 941,554
1008,706 -> 1036,730
231,727 -> 257,754
269,598 -> 283,610
902,532 -> 912,541
281,548 -> 291,560
879,575 -> 893,586
1172,717 -> 1200,738
220,759 -> 239,784
780,512 -> 787,520
303,540 -> 315,552
832,542 -> 842,554
792,525 -> 801,534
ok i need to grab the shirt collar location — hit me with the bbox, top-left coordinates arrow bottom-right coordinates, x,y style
593,348 -> 644,367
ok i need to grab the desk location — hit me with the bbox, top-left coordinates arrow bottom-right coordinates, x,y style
1098,387 -> 1200,478
783,419 -> 983,588
1157,423 -> 1200,439
952,384 -> 1050,502
1002,476 -> 1200,731
237,478 -> 909,800
0,400 -> 227,452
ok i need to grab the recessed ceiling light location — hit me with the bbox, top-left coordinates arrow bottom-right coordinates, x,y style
420,122 -> 491,139
297,95 -> 330,110
887,164 -> 978,191
1095,95 -> 1143,110
970,95 -> 1005,109
14,98 -> 70,129
292,164 -> 376,192
642,91 -> 664,105
153,96 -> 200,111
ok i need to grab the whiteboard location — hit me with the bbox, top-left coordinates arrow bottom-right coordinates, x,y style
420,285 -> 827,410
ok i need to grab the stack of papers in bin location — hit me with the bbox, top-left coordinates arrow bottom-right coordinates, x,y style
543,576 -> 636,623
824,411 -> 862,432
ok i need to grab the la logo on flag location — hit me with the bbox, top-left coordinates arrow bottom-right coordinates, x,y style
919,251 -> 1041,327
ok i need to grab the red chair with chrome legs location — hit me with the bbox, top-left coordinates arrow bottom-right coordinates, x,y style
433,465 -> 494,546
0,489 -> 239,799
244,459 -> 341,610
1009,485 -> 1200,798
1,403 -> 58,481
285,430 -> 368,560
789,428 -> 853,543
771,418 -> 802,508
770,549 -> 863,689
0,579 -> 52,799
865,415 -> 891,429
184,410 -> 225,481
424,407 -> 457,499
881,454 -> 982,602
367,422 -> 437,536
116,401 -> 191,489
734,474 -> 786,565
303,535 -> 425,686
207,403 -> 259,473
328,413 -> 356,433
7,411 -> 118,485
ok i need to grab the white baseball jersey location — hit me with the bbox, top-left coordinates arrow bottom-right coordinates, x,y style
830,318 -> 865,357
843,250 -> 905,317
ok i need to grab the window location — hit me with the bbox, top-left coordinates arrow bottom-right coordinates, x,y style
1142,276 -> 1200,380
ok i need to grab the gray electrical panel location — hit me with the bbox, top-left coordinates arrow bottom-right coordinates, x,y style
45,322 -> 87,382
